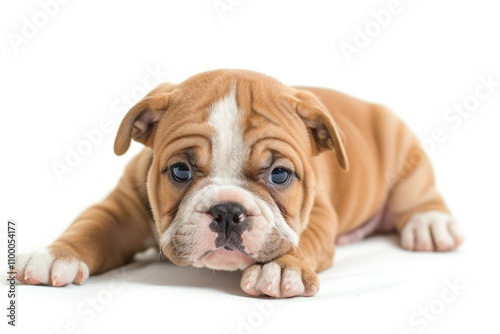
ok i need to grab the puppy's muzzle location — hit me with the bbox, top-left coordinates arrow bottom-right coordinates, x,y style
208,202 -> 249,251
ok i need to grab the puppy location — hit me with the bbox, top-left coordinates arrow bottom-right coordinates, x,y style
16,70 -> 464,298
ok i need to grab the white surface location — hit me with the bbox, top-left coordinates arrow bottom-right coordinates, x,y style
1,0 -> 500,333
9,236 -> 495,334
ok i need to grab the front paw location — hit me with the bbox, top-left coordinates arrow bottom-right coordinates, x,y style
400,211 -> 465,252
240,255 -> 319,298
16,247 -> 89,287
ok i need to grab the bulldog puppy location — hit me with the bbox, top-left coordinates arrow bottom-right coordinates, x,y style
16,70 -> 464,297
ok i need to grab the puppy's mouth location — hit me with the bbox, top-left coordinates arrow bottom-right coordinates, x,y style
194,247 -> 256,270
197,245 -> 254,261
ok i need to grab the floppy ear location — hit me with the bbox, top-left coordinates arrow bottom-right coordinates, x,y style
292,90 -> 349,171
114,84 -> 174,155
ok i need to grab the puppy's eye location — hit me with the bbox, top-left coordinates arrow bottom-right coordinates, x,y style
269,168 -> 291,185
171,163 -> 192,182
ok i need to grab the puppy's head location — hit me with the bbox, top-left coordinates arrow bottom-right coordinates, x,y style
114,70 -> 348,270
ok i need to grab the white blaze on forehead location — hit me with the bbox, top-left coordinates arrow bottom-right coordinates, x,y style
208,88 -> 248,181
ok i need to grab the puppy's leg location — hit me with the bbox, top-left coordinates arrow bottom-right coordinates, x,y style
17,151 -> 154,286
241,195 -> 336,298
386,146 -> 464,252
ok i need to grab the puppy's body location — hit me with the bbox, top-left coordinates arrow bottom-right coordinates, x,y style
304,87 -> 449,240
17,70 -> 463,297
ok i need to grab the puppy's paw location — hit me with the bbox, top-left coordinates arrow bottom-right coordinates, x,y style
16,247 -> 89,287
240,255 -> 319,298
400,211 -> 464,252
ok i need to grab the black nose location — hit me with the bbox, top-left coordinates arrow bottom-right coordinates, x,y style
208,202 -> 245,238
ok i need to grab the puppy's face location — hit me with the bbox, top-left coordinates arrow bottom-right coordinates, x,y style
114,70 -> 348,271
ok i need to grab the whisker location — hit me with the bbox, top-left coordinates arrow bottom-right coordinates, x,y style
158,242 -> 168,261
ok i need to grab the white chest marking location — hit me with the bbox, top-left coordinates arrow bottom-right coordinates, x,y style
208,88 -> 248,182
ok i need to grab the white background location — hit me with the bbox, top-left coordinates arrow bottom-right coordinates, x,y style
1,0 -> 499,333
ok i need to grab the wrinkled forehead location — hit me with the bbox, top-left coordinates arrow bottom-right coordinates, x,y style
153,79 -> 310,175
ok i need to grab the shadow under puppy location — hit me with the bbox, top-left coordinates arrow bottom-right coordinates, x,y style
16,69 -> 464,298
